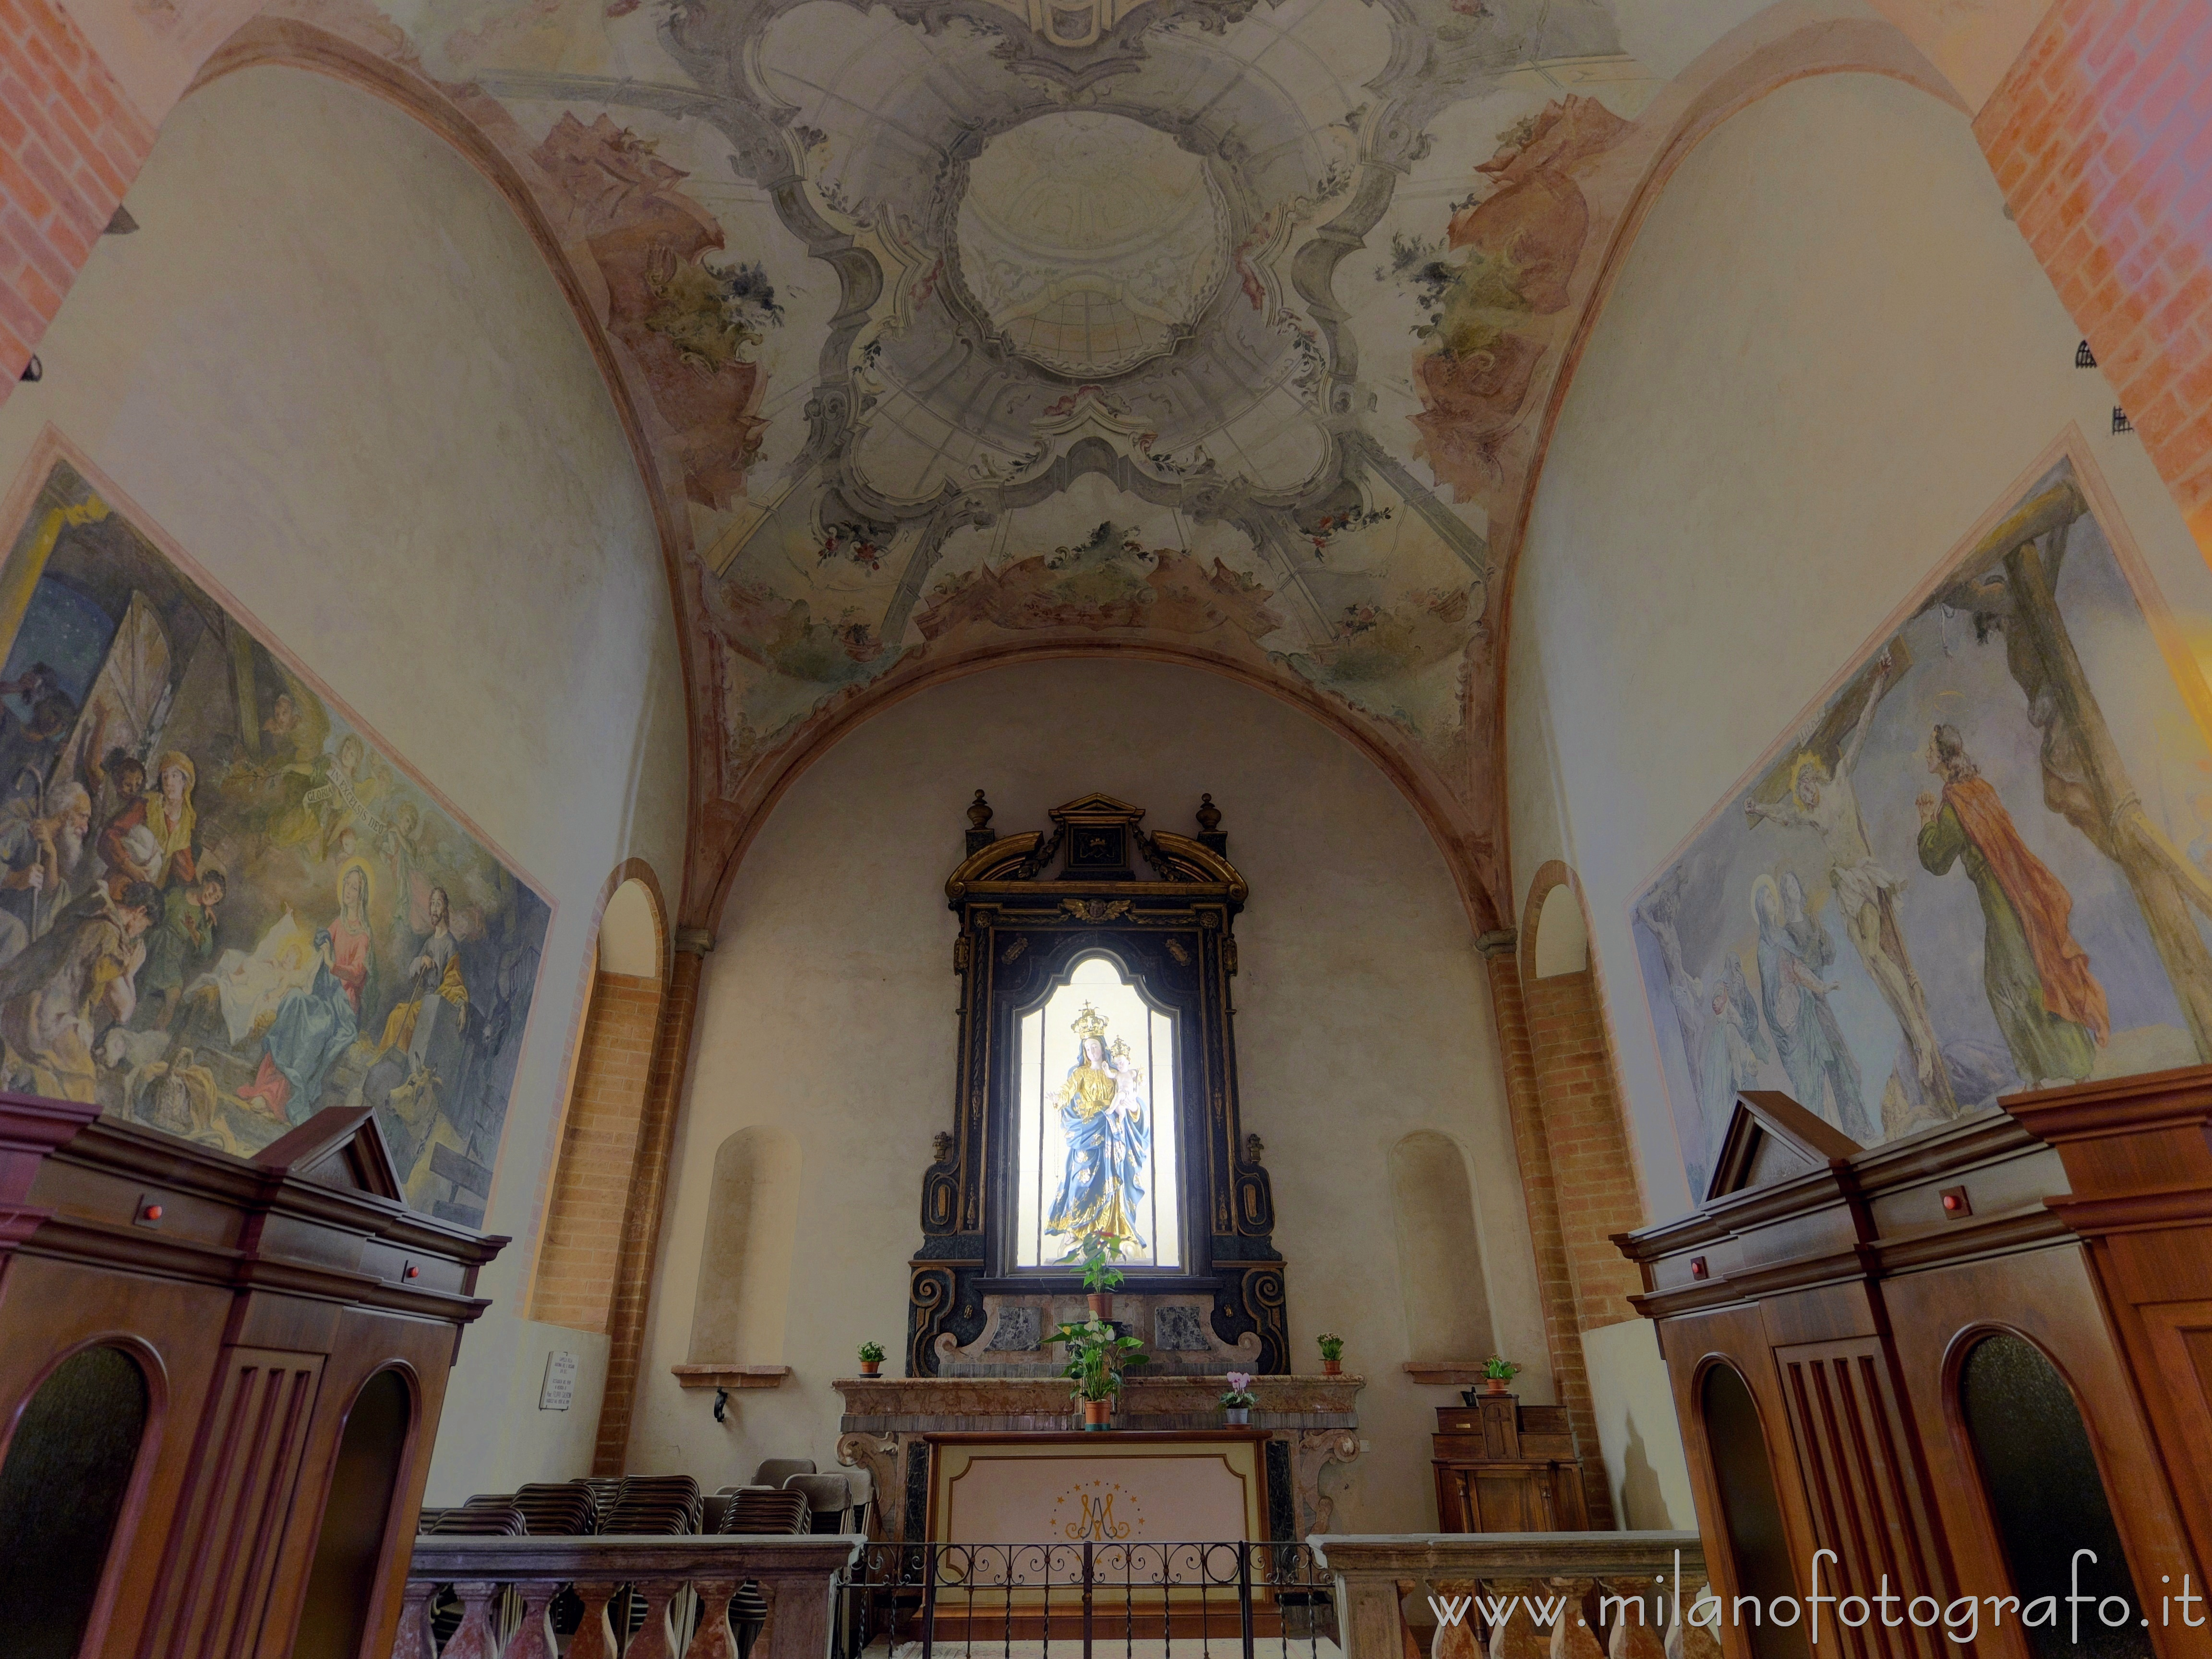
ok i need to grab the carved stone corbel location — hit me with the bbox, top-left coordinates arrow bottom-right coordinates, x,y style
1293,1427 -> 1360,1537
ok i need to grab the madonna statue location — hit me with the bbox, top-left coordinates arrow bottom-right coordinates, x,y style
1046,1001 -> 1150,1259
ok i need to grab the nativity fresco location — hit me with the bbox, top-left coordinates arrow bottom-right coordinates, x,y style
1634,458 -> 2212,1200
0,459 -> 551,1226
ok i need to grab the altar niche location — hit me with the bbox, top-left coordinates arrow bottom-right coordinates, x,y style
909,793 -> 1285,1377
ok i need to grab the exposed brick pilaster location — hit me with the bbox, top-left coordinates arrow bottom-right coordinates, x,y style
0,0 -> 156,394
1975,0 -> 2212,558
592,934 -> 708,1476
1479,929 -> 1614,1529
1521,966 -> 1645,1332
530,969 -> 663,1334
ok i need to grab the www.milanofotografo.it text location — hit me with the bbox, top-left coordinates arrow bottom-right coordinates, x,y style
1424,1550 -> 2205,1645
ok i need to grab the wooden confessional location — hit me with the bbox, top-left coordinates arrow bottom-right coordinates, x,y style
0,1090 -> 502,1659
1617,1075 -> 2212,1659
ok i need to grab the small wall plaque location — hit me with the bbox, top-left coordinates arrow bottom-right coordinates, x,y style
541,1349 -> 579,1411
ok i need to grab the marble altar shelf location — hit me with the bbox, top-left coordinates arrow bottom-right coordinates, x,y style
834,1374 -> 1364,1547
835,1372 -> 1359,1432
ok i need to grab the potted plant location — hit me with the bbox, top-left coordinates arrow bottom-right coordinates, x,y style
1054,1316 -> 1148,1430
1220,1371 -> 1256,1427
1078,1231 -> 1128,1319
1480,1355 -> 1520,1395
1318,1333 -> 1345,1376
857,1340 -> 886,1378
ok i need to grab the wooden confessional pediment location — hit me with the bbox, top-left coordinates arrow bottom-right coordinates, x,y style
1703,1090 -> 1861,1202
253,1099 -> 407,1200
909,791 -> 1286,1374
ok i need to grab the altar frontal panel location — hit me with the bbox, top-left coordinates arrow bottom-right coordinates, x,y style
926,1431 -> 1268,1591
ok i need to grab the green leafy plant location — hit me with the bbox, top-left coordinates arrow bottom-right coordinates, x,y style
1481,1355 -> 1520,1382
1079,1231 -> 1129,1295
858,1341 -> 887,1364
1220,1370 -> 1256,1409
1053,1316 -> 1149,1404
1317,1333 -> 1345,1362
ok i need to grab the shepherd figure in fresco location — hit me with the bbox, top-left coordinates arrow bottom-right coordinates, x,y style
1916,723 -> 2109,1087
1046,1001 -> 1149,1260
1744,651 -> 1949,1109
0,878 -> 159,1102
99,750 -> 198,892
1754,874 -> 1872,1139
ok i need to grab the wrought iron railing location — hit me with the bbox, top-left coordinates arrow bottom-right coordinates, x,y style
833,1540 -> 1336,1659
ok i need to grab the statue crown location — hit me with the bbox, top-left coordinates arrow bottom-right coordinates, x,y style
1070,1001 -> 1108,1040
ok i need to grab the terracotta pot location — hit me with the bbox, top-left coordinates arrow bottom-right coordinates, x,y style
1322,1358 -> 1342,1376
860,1360 -> 882,1377
1083,1398 -> 1112,1430
1087,1293 -> 1113,1320
1483,1377 -> 1509,1395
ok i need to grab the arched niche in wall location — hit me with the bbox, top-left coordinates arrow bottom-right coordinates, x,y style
0,1343 -> 154,1656
1531,883 -> 1589,978
532,868 -> 668,1333
1956,1332 -> 2146,1655
1387,1130 -> 1493,1360
1698,1362 -> 1807,1659
689,1125 -> 804,1364
294,1368 -> 415,1659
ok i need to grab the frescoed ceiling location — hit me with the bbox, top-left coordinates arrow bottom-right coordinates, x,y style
238,0 -> 1955,926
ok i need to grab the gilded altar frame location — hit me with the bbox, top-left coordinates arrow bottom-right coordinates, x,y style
907,792 -> 1286,1375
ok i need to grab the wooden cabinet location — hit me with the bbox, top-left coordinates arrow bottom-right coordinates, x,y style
1431,1395 -> 1589,1533
1619,1083 -> 2211,1659
0,1092 -> 502,1659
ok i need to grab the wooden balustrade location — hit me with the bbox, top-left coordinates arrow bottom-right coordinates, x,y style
1313,1533 -> 1720,1659
395,1533 -> 863,1659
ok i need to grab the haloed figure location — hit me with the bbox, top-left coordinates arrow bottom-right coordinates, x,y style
1917,724 -> 2108,1087
1046,1004 -> 1149,1260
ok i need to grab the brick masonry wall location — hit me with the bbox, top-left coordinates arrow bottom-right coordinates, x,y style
529,969 -> 663,1334
0,0 -> 155,391
1481,938 -> 1615,1529
1976,0 -> 2212,555
1521,966 -> 1647,1332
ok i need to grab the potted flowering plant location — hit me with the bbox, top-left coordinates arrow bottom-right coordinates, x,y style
1317,1333 -> 1345,1376
1078,1231 -> 1128,1319
1054,1316 -> 1148,1429
1220,1371 -> 1256,1426
858,1340 -> 886,1377
1480,1355 -> 1519,1395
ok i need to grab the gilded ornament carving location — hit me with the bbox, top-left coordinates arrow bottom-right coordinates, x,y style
1166,938 -> 1191,964
1060,898 -> 1134,923
1001,937 -> 1028,962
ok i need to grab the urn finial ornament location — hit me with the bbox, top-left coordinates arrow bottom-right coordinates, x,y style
1196,793 -> 1221,832
968,789 -> 993,830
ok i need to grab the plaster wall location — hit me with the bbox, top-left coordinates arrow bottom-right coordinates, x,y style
0,64 -> 690,1498
636,658 -> 1544,1531
1580,1318 -> 1695,1530
1505,72 -> 2212,1222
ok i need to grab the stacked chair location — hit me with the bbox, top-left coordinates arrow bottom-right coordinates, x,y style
716,1479 -> 813,1656
745,1457 -> 816,1489
410,1463 -> 836,1656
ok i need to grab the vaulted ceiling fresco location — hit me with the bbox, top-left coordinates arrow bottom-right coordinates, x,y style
245,0 -> 1945,926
